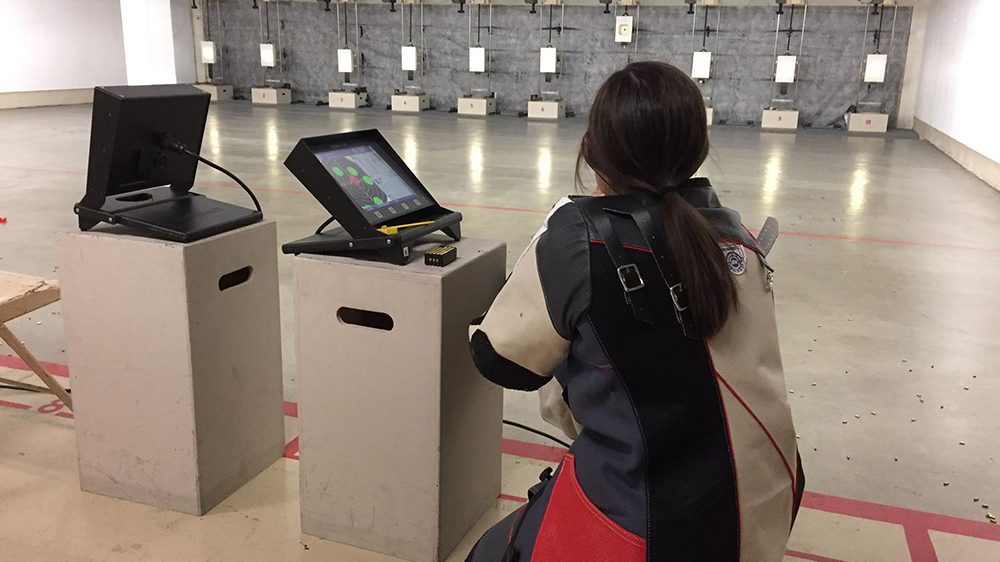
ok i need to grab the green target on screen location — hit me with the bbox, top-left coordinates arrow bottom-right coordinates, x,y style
362,176 -> 374,186
332,166 -> 345,177
347,166 -> 359,176
373,197 -> 384,205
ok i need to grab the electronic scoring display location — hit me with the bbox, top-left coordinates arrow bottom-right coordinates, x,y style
313,143 -> 432,224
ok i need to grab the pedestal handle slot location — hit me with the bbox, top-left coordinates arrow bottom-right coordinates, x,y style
337,307 -> 394,331
218,266 -> 253,291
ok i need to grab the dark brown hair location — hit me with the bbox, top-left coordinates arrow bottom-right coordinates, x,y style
576,61 -> 738,337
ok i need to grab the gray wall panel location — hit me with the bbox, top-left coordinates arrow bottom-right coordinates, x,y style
208,2 -> 911,128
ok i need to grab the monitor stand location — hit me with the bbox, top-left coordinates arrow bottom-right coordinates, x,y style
281,210 -> 461,265
75,185 -> 263,243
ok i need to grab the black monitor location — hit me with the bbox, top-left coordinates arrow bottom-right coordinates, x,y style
75,85 -> 262,242
85,85 -> 207,199
282,129 -> 461,264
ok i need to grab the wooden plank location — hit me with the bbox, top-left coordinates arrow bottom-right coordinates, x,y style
0,272 -> 60,324
0,324 -> 72,410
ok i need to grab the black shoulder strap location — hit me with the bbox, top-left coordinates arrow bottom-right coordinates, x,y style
617,196 -> 698,339
576,197 -> 655,325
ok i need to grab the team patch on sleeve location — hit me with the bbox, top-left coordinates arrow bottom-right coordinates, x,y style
721,244 -> 747,275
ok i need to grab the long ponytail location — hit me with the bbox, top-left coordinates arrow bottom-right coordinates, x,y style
576,61 -> 738,337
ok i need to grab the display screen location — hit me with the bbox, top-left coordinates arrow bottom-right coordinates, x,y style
314,143 -> 431,224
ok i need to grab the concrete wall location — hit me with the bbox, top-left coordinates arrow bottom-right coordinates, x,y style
121,0 -> 199,86
915,0 -> 999,164
0,0 -> 196,108
0,0 -> 128,93
212,2 -> 912,127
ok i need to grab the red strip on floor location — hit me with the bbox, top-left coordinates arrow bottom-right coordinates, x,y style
904,526 -> 940,562
500,438 -> 567,463
803,491 -> 1000,542
784,550 -> 848,562
4,163 -> 998,252
0,355 -> 69,378
0,398 -> 31,410
4,354 -> 999,552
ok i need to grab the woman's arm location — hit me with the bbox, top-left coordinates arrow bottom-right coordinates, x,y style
469,199 -> 590,392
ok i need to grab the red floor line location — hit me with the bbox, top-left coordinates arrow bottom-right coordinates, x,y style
783,549 -> 849,562
764,229 -> 1000,253
4,163 -> 997,252
4,355 -> 998,544
194,179 -> 1000,252
0,398 -> 31,410
500,437 -> 567,463
499,493 -> 527,504
0,355 -> 69,378
802,491 -> 1000,542
440,201 -> 550,215
283,436 -> 300,460
197,180 -> 306,196
903,526 -> 940,562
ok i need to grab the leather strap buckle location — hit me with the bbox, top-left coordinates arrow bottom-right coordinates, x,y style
669,282 -> 689,312
617,264 -> 645,293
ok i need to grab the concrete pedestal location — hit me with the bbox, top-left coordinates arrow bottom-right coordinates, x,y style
392,94 -> 430,112
251,87 -> 291,105
194,83 -> 233,101
527,99 -> 564,120
57,221 -> 284,516
706,106 -> 714,127
457,97 -> 496,116
295,238 -> 506,562
761,109 -> 799,130
847,112 -> 889,133
329,90 -> 369,109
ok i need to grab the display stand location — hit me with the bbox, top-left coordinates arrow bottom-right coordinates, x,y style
527,99 -> 564,120
762,109 -> 799,130
193,83 -> 233,101
329,89 -> 370,109
251,87 -> 291,105
57,221 -> 284,516
295,237 -> 506,562
847,112 -> 889,133
283,215 -> 460,265
458,96 -> 496,116
392,93 -> 430,112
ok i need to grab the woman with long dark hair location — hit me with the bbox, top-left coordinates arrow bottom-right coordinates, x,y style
467,61 -> 804,561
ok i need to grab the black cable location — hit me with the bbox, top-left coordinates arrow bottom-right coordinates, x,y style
503,419 -> 571,449
314,215 -> 335,235
785,4 -> 794,52
702,4 -> 709,48
874,5 -> 884,52
408,3 -> 413,44
265,1 -> 271,41
187,149 -> 262,213
476,4 -> 481,45
547,5 -> 553,44
159,137 -> 262,214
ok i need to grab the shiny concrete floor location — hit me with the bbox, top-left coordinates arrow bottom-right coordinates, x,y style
1,102 -> 999,526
